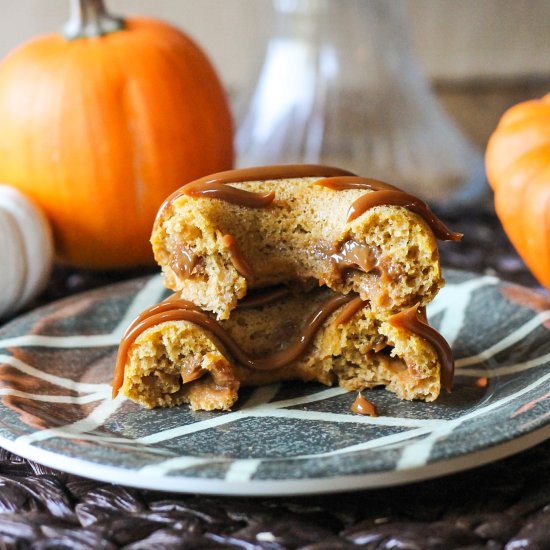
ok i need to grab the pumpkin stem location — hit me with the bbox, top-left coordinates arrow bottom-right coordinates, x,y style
63,0 -> 124,40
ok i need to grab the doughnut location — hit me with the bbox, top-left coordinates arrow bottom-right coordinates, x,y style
151,165 -> 460,320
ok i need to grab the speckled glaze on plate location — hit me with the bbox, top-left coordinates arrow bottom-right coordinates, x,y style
0,269 -> 549,496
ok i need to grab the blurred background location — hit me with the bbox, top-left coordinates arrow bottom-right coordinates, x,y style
3,0 -> 549,150
2,0 -> 549,208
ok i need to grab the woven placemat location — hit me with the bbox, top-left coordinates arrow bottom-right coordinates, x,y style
1,439 -> 550,549
1,212 -> 549,549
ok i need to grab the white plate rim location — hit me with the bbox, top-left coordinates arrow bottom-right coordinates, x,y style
0,423 -> 549,496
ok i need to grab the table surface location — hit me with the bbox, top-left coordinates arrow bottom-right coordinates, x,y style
1,212 -> 550,549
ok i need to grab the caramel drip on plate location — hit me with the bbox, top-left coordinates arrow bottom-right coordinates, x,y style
388,304 -> 454,393
317,176 -> 462,242
156,164 -> 355,222
238,286 -> 290,308
112,292 -> 354,397
222,234 -> 255,281
334,296 -> 368,325
350,393 -> 378,416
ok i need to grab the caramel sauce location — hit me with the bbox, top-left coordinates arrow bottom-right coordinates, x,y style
350,392 -> 378,416
315,240 -> 378,281
334,296 -> 368,325
112,292 -> 355,397
203,352 -> 238,390
348,189 -> 461,241
181,362 -> 205,384
388,304 -> 454,392
373,341 -> 389,353
317,176 -> 398,192
180,353 -> 238,390
418,306 -> 428,323
318,176 -> 461,242
156,164 -> 355,223
170,244 -> 197,279
184,182 -> 275,208
238,286 -> 290,308
222,234 -> 255,281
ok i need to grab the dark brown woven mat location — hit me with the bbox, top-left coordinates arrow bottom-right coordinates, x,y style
1,211 -> 550,549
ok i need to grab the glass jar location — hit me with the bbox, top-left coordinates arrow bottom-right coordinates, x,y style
236,0 -> 486,208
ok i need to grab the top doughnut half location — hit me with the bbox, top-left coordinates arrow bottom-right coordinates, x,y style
151,167 -> 459,320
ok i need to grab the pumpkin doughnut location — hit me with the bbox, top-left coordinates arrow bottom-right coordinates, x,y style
151,165 -> 460,320
113,286 -> 452,411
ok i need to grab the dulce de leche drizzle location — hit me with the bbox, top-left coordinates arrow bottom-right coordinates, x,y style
222,235 -> 255,281
317,176 -> 462,242
112,291 -> 355,397
318,176 -> 399,192
156,164 -> 355,223
333,296 -> 368,325
184,182 -> 275,208
388,304 -> 454,393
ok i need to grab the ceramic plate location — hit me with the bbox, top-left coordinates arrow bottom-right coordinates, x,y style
0,269 -> 549,495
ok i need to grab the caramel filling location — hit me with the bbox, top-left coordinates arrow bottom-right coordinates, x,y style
388,304 -> 454,392
181,362 -> 204,384
222,234 -> 255,281
112,291 -> 355,397
170,244 -> 197,279
314,240 -> 379,282
330,240 -> 378,276
180,353 -> 239,392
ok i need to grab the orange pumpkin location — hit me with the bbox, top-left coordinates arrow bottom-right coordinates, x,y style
486,93 -> 550,288
0,0 -> 233,268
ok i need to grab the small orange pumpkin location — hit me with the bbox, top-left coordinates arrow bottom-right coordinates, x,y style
486,93 -> 550,288
0,0 -> 233,268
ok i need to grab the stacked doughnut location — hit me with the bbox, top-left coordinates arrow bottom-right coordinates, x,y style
112,165 -> 461,411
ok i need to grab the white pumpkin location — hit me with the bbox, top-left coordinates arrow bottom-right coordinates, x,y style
0,185 -> 54,318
